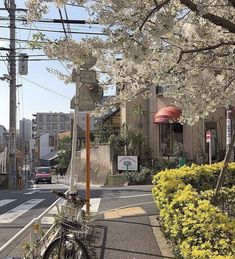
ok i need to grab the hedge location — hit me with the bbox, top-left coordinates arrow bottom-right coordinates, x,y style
152,162 -> 235,259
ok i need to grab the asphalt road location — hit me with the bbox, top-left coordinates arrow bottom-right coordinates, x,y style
0,181 -> 67,248
0,182 -> 166,259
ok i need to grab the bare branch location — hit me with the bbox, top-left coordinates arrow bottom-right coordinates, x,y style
177,41 -> 235,63
180,0 -> 235,33
139,0 -> 171,31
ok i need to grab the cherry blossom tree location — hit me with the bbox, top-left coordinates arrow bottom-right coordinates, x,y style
26,0 -> 235,125
26,0 -> 235,195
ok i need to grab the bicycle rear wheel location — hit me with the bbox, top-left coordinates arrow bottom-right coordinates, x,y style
43,235 -> 89,259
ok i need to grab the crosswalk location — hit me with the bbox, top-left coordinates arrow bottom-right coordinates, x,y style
0,198 -> 101,224
0,199 -> 44,223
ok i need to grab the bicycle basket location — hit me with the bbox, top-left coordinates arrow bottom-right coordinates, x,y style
61,218 -> 82,231
61,204 -> 83,220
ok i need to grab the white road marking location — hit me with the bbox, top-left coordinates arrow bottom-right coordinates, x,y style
0,199 -> 44,223
24,190 -> 40,195
88,198 -> 101,213
0,199 -> 16,207
116,194 -> 152,199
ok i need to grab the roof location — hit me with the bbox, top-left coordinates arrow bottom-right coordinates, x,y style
40,150 -> 58,161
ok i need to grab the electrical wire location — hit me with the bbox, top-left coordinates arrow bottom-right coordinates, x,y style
19,76 -> 71,100
31,21 -> 71,75
0,16 -> 99,24
0,25 -> 106,36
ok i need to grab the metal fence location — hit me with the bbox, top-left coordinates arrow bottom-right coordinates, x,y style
0,197 -> 63,258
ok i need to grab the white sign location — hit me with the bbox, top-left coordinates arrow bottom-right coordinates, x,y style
118,156 -> 138,171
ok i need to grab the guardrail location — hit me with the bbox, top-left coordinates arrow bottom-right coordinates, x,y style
0,197 -> 63,259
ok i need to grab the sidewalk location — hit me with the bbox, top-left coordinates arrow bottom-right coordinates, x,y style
89,198 -> 174,259
55,176 -> 175,259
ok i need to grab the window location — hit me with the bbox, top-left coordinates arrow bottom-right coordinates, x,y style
52,115 -> 58,122
60,124 -> 65,130
52,124 -> 57,130
38,115 -> 43,122
160,123 -> 183,156
46,115 -> 51,122
60,115 -> 65,122
49,135 -> 54,146
46,124 -> 51,130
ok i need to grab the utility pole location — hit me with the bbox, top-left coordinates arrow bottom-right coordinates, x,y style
6,0 -> 17,189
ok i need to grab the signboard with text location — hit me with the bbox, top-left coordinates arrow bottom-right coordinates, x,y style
118,156 -> 138,171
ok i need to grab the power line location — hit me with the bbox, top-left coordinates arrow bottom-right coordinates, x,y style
0,16 -> 99,24
19,76 -> 71,99
0,58 -> 58,61
0,25 -> 106,35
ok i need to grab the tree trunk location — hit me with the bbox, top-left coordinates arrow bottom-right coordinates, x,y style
214,126 -> 235,199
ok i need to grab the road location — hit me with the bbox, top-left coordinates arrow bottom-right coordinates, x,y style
0,181 -> 161,258
0,181 -> 68,248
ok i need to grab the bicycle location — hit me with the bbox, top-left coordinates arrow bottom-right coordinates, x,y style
42,190 -> 91,259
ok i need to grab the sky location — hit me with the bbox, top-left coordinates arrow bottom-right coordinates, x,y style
0,1 -> 111,130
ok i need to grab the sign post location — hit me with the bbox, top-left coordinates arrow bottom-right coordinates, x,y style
206,131 -> 212,164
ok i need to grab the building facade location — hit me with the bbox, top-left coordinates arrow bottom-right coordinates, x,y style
0,125 -> 8,149
121,85 -> 228,164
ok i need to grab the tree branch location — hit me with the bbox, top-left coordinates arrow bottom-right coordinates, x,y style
177,41 -> 235,63
180,0 -> 235,33
227,0 -> 235,9
139,0 -> 171,31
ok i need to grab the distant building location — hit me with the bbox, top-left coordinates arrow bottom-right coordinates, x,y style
0,125 -> 8,148
33,112 -> 72,135
32,112 -> 72,166
19,118 -> 32,141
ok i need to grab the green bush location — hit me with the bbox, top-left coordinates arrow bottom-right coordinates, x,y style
125,167 -> 155,185
152,162 -> 235,258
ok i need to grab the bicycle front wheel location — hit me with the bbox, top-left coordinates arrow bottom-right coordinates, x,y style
43,235 -> 89,259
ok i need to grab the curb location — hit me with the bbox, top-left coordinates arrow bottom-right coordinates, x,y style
149,215 -> 175,259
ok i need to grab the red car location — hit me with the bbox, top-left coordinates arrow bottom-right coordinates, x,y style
34,167 -> 52,184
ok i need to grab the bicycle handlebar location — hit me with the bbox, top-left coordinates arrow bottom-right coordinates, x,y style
51,190 -> 87,207
51,190 -> 67,199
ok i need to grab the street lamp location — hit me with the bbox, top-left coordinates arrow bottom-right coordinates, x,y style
0,74 -> 12,81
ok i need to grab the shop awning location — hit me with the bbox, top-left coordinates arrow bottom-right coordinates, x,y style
153,106 -> 182,124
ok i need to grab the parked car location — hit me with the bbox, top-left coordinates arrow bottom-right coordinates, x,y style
34,167 -> 52,184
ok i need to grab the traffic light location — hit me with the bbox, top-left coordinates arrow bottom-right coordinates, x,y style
19,53 -> 28,75
32,116 -> 37,139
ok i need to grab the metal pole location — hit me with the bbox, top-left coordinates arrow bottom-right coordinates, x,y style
226,106 -> 234,161
86,112 -> 90,215
7,0 -> 17,189
69,69 -> 80,193
209,139 -> 212,165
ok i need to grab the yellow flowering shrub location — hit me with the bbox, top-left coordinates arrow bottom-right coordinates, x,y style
152,162 -> 235,258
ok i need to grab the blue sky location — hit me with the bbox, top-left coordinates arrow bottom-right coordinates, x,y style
0,1 -> 110,129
